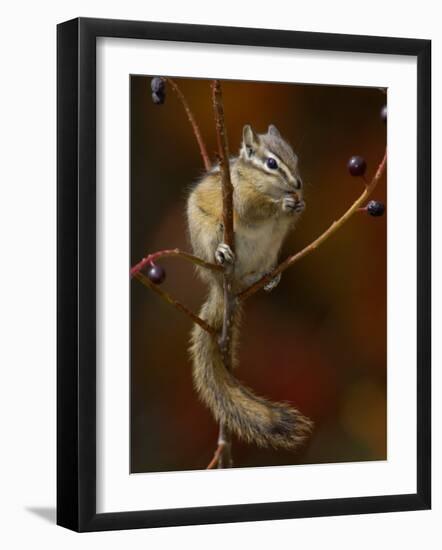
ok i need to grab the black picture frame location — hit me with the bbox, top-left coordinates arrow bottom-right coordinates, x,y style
57,17 -> 431,532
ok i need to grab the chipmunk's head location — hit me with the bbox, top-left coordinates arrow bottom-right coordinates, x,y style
239,124 -> 303,195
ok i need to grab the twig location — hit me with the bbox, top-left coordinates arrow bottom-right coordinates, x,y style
211,80 -> 235,251
206,442 -> 225,469
212,80 -> 236,366
211,79 -> 236,469
165,78 -> 211,172
131,248 -> 222,278
216,422 -> 232,468
206,423 -> 232,469
134,272 -> 216,336
238,150 -> 387,302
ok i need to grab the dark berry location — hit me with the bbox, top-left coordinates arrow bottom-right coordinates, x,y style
266,157 -> 278,170
366,200 -> 385,217
151,77 -> 166,105
147,264 -> 166,284
152,92 -> 165,105
381,105 -> 387,124
151,77 -> 165,94
347,155 -> 367,177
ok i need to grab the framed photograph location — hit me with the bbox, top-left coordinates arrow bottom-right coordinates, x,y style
57,17 -> 431,532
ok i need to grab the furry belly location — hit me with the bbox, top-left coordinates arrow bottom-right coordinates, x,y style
233,220 -> 288,285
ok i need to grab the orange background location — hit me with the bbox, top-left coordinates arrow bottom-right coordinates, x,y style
130,76 -> 387,473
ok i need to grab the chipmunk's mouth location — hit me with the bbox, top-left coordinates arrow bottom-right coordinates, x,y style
283,187 -> 302,201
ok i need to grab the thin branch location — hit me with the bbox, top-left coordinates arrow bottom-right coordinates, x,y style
238,150 -> 387,302
206,423 -> 232,469
211,79 -> 236,469
134,272 -> 216,336
131,248 -> 222,278
211,80 -> 235,252
212,79 -> 236,366
206,442 -> 225,469
165,78 -> 211,172
216,422 -> 232,468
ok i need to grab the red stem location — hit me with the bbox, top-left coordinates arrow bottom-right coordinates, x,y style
165,78 -> 211,172
131,248 -> 222,278
134,272 -> 216,336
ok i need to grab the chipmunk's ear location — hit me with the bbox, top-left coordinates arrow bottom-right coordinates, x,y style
267,124 -> 281,138
242,125 -> 260,156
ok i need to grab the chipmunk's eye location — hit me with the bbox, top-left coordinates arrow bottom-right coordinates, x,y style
266,157 -> 278,170
295,177 -> 302,189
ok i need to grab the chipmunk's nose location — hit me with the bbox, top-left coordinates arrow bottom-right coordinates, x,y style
287,175 -> 302,190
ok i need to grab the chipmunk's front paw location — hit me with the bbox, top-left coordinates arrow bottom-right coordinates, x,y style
215,243 -> 235,266
282,194 -> 305,214
264,272 -> 281,292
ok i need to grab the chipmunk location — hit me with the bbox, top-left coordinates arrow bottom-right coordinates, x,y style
187,124 -> 313,449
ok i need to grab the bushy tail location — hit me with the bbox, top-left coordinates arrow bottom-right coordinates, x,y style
189,286 -> 313,449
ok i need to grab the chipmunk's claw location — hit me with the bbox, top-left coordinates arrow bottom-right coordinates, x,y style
215,243 -> 235,266
283,195 -> 305,214
264,272 -> 281,292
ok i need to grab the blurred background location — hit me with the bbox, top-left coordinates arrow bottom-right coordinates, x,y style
130,76 -> 387,473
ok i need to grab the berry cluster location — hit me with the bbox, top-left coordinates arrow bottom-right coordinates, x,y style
151,77 -> 166,105
347,105 -> 387,218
